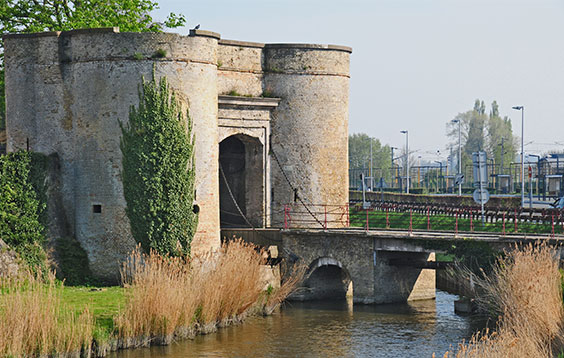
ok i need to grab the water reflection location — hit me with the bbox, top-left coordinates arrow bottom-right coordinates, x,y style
111,290 -> 487,358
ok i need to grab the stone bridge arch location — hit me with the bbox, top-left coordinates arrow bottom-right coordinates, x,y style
291,257 -> 353,301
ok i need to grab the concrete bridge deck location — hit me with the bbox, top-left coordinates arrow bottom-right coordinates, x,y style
222,227 -> 564,304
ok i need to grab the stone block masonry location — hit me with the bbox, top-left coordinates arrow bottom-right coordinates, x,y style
4,28 -> 351,282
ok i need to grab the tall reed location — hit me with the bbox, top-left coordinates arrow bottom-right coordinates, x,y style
442,242 -> 564,358
0,271 -> 94,357
115,239 -> 298,345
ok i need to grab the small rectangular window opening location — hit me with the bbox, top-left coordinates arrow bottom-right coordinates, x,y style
93,204 -> 102,214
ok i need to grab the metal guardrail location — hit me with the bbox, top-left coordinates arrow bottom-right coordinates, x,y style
280,200 -> 564,237
283,204 -> 349,229
351,201 -> 564,237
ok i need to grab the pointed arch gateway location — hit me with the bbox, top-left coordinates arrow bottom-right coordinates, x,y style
217,94 -> 280,229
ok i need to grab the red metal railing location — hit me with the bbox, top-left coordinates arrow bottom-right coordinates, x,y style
280,201 -> 564,236
282,203 -> 350,229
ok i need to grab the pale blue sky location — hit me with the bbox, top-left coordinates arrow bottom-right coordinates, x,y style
154,0 -> 564,161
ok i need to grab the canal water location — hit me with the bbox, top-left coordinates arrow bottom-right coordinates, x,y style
111,290 -> 488,358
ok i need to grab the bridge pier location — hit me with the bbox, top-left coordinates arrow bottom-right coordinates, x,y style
373,251 -> 435,303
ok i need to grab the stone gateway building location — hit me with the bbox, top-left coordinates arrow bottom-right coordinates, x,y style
3,28 -> 351,281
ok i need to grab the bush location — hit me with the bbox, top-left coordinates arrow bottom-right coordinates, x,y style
115,239 -> 303,343
0,151 -> 47,272
0,271 -> 94,356
115,240 -> 265,343
443,243 -> 564,357
120,74 -> 197,256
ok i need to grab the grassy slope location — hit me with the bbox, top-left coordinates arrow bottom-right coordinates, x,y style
60,286 -> 125,341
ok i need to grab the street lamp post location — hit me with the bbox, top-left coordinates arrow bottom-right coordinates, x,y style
418,155 -> 422,188
370,139 -> 373,190
391,147 -> 398,189
452,119 -> 462,196
434,160 -> 443,193
400,130 -> 409,194
512,106 -> 525,207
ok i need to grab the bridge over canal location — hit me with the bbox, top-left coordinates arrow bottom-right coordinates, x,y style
222,228 -> 564,304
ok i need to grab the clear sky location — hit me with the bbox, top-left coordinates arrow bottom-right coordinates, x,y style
154,0 -> 564,161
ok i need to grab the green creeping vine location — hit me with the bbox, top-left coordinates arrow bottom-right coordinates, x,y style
0,151 -> 48,273
120,73 -> 198,256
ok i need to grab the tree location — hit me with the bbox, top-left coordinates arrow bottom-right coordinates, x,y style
0,0 -> 185,34
0,0 -> 186,129
447,100 -> 517,176
487,101 -> 517,173
349,133 -> 392,183
120,74 -> 197,256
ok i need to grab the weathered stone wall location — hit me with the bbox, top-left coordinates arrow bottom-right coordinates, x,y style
0,239 -> 20,278
265,45 -> 351,228
217,40 -> 264,97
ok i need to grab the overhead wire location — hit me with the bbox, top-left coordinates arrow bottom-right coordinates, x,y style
269,145 -> 325,228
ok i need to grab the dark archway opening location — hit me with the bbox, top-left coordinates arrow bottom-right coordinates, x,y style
219,135 -> 264,228
304,265 -> 351,300
290,259 -> 353,301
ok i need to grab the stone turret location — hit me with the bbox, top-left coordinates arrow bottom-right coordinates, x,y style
264,44 -> 351,228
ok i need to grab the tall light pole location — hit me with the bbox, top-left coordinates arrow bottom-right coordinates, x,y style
400,130 -> 409,193
391,146 -> 398,188
369,138 -> 373,190
512,106 -> 525,207
452,119 -> 462,196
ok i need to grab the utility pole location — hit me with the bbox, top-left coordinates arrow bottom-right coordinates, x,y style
391,147 -> 397,189
370,139 -> 373,191
500,137 -> 504,175
401,130 -> 409,194
451,119 -> 462,196
512,106 -> 525,207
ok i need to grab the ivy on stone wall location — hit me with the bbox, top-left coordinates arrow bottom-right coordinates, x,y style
0,151 -> 47,272
120,74 -> 197,256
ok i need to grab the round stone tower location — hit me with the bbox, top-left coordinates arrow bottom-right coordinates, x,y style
264,44 -> 351,228
4,28 -> 221,281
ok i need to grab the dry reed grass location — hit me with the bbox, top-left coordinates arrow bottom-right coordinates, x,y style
263,263 -> 306,315
0,270 -> 94,357
115,239 -> 300,346
441,242 -> 564,358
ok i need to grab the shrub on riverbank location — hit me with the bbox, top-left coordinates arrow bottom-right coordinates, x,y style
0,271 -> 94,357
115,239 -> 300,346
442,243 -> 564,357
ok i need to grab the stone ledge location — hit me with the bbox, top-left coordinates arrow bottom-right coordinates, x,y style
189,29 -> 221,40
60,27 -> 120,35
219,39 -> 265,48
218,95 -> 281,108
3,31 -> 60,40
265,43 -> 352,53
3,27 -> 119,40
